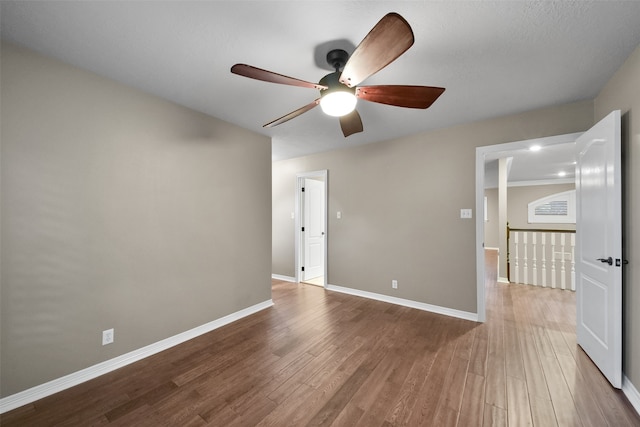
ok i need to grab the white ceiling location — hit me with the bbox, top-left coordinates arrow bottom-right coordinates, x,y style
2,1 -> 640,173
484,138 -> 580,188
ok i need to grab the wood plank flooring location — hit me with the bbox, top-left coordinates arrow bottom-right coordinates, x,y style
3,250 -> 639,426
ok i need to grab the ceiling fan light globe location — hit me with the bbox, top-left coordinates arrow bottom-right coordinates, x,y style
320,92 -> 357,117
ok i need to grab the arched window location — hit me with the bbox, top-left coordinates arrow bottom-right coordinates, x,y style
528,190 -> 575,224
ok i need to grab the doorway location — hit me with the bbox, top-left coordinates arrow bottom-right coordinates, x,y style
475,132 -> 582,321
296,170 -> 328,287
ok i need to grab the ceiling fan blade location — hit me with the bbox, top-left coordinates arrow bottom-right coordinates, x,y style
339,110 -> 364,137
263,99 -> 321,128
356,85 -> 445,109
231,64 -> 327,90
339,13 -> 414,87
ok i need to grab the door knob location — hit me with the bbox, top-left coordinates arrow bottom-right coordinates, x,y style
597,257 -> 613,265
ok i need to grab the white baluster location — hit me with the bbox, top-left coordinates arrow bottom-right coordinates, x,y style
560,233 -> 567,290
541,233 -> 547,288
532,233 -> 538,286
514,232 -> 520,284
571,233 -> 576,291
551,233 -> 557,289
523,232 -> 528,285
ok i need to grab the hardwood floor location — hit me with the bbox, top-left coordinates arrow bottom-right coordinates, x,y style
302,276 -> 324,287
3,251 -> 639,426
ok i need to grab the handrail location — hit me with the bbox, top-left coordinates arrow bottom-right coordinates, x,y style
508,227 -> 575,233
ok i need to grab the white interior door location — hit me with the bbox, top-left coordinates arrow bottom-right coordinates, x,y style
575,110 -> 622,389
303,178 -> 325,281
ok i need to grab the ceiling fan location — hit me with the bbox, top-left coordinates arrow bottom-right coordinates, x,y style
231,12 -> 445,137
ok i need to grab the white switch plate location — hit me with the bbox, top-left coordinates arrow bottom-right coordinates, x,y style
392,279 -> 398,289
102,328 -> 114,345
337,211 -> 342,219
290,212 -> 294,219
460,209 -> 473,219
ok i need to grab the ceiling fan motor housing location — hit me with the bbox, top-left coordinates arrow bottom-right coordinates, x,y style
318,71 -> 356,96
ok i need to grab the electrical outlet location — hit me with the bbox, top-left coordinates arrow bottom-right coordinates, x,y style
102,328 -> 114,345
392,279 -> 398,289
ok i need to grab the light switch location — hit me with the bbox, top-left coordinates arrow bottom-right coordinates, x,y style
290,212 -> 295,219
337,211 -> 342,219
460,209 -> 473,219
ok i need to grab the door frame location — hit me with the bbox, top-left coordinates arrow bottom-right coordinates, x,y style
475,132 -> 583,322
295,170 -> 328,287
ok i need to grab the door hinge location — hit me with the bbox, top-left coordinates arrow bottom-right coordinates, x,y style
301,227 -> 305,232
301,266 -> 305,272
301,187 -> 305,192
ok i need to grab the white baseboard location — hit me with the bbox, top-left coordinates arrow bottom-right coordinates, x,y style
498,277 -> 510,284
272,274 -> 296,282
0,299 -> 274,414
623,374 -> 640,417
326,284 -> 478,322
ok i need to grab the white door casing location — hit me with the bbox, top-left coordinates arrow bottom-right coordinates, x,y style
575,110 -> 622,389
303,178 -> 325,281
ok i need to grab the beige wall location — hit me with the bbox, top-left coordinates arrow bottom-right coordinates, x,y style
0,43 -> 272,396
273,100 -> 593,313
507,183 -> 576,230
595,43 -> 640,389
272,161 -> 298,278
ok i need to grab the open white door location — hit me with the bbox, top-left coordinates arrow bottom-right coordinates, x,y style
575,110 -> 622,389
302,178 -> 325,281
